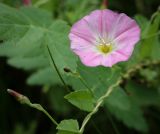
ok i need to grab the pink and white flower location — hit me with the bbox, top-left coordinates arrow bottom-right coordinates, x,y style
69,9 -> 140,67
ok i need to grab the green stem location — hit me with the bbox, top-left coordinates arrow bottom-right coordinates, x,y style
7,89 -> 59,126
78,75 -> 94,96
46,45 -> 70,92
79,59 -> 160,133
29,103 -> 58,125
41,107 -> 59,126
79,79 -> 121,133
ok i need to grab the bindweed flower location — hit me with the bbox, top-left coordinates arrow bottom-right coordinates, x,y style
69,10 -> 140,67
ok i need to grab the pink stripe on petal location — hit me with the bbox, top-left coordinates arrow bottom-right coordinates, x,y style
114,27 -> 140,50
70,31 -> 94,44
70,33 -> 96,53
80,52 -> 102,67
101,9 -> 119,40
111,13 -> 140,43
70,18 -> 96,43
115,50 -> 129,59
110,50 -> 131,65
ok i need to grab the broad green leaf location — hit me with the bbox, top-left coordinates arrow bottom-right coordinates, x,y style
125,80 -> 160,106
106,102 -> 148,132
0,3 -> 77,73
27,67 -> 61,85
7,55 -> 49,70
64,90 -> 95,112
0,4 -> 77,87
64,74 -> 86,91
20,6 -> 53,26
77,62 -> 122,98
46,20 -> 77,73
57,119 -> 79,134
105,87 -> 131,110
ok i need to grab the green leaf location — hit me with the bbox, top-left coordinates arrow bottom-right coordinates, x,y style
57,131 -> 78,134
20,6 -> 53,26
105,86 -> 148,132
7,55 -> 49,70
46,20 -> 77,73
57,119 -> 79,134
64,74 -> 86,90
0,4 -> 77,72
64,90 -> 95,112
0,4 -> 77,86
105,87 -> 131,110
135,15 -> 149,37
106,101 -> 148,132
77,62 -> 122,98
139,12 -> 160,59
27,67 -> 61,86
125,80 -> 160,106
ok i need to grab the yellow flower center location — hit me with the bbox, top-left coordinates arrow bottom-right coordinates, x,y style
98,44 -> 112,54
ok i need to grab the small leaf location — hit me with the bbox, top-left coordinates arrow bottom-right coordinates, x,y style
57,119 -> 79,134
64,90 -> 95,112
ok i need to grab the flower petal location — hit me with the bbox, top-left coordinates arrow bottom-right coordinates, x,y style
69,9 -> 140,67
101,54 -> 113,67
84,10 -> 119,41
101,49 -> 131,67
112,13 -> 140,48
79,50 -> 102,67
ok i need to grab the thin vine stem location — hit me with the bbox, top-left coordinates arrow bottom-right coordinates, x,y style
79,59 -> 160,133
7,89 -> 58,126
79,79 -> 121,133
46,45 -> 70,92
30,103 -> 58,126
